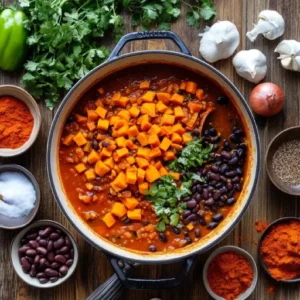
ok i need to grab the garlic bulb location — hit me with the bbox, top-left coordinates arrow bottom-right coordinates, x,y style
275,40 -> 300,72
199,21 -> 240,63
233,50 -> 267,83
247,10 -> 285,42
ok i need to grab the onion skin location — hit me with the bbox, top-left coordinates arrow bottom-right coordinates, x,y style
250,83 -> 284,117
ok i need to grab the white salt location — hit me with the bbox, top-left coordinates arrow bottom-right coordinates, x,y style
0,172 -> 36,218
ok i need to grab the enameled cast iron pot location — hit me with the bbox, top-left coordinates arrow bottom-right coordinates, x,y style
47,31 -> 260,293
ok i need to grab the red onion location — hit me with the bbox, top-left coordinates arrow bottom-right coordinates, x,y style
250,83 -> 284,117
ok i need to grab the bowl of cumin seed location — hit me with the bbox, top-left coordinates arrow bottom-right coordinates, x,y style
266,126 -> 300,195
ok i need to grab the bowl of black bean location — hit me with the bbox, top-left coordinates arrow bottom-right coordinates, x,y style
11,220 -> 78,288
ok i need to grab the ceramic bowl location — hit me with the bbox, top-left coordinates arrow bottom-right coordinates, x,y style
258,217 -> 300,283
265,126 -> 300,195
203,246 -> 258,300
0,164 -> 40,229
0,85 -> 41,157
11,220 -> 79,288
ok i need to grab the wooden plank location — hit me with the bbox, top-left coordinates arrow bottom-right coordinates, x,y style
0,0 -> 299,299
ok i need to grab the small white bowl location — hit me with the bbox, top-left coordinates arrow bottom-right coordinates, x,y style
203,246 -> 258,300
11,220 -> 78,288
0,85 -> 41,157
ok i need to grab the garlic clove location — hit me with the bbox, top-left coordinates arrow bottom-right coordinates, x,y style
247,10 -> 285,42
281,57 -> 292,70
275,40 -> 300,72
199,20 -> 240,63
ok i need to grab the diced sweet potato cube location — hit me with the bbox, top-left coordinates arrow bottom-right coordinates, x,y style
112,92 -> 121,102
111,202 -> 127,218
129,106 -> 140,118
148,125 -> 161,135
149,134 -> 160,148
161,114 -> 175,125
138,182 -> 148,194
95,106 -> 108,119
188,102 -> 202,113
75,114 -> 87,123
75,163 -> 87,173
85,169 -> 96,181
76,147 -> 85,159
136,157 -> 149,169
116,136 -> 127,148
161,126 -> 173,137
164,151 -> 176,161
141,103 -> 156,117
159,166 -> 168,176
116,124 -> 129,137
196,89 -> 204,100
128,125 -> 139,136
100,147 -> 112,159
98,87 -> 104,94
112,172 -> 127,191
171,143 -> 183,150
83,141 -> 92,152
164,108 -> 173,115
87,110 -> 99,122
179,81 -> 186,90
183,133 -> 193,144
116,148 -> 129,159
155,161 -> 162,170
73,132 -> 87,146
170,93 -> 184,104
145,165 -> 160,183
63,134 -> 75,146
126,156 -> 135,165
110,116 -> 120,125
174,106 -> 185,118
140,114 -> 151,131
160,137 -> 172,151
186,81 -> 197,94
149,147 -> 161,159
87,122 -> 96,131
97,119 -> 109,131
104,157 -> 114,169
140,81 -> 150,89
171,133 -> 182,143
86,183 -> 94,190
137,168 -> 145,183
156,101 -> 168,113
169,172 -> 180,180
102,213 -> 116,228
186,113 -> 199,128
126,168 -> 137,184
118,110 -> 131,121
126,140 -> 138,150
87,150 -> 100,164
156,92 -> 171,103
95,161 -> 110,176
127,209 -> 142,221
137,132 -> 149,146
172,124 -> 185,134
141,91 -> 156,102
123,197 -> 139,210
118,96 -> 130,107
137,147 -> 150,159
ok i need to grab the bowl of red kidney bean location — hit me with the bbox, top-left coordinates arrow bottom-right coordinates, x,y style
11,220 -> 78,288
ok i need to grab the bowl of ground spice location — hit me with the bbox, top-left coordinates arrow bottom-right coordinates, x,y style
259,217 -> 300,282
0,85 -> 41,157
203,246 -> 258,300
266,126 -> 300,195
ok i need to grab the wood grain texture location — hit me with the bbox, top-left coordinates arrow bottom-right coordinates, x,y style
1,0 -> 300,299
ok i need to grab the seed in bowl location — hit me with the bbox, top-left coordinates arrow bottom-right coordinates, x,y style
18,226 -> 74,284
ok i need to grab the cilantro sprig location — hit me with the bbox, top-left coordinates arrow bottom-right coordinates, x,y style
169,137 -> 213,172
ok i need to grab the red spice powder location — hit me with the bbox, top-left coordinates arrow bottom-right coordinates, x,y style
267,284 -> 276,295
255,219 -> 268,233
207,251 -> 254,300
0,96 -> 34,149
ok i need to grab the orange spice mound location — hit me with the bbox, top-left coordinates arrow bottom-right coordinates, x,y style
0,96 -> 34,149
260,220 -> 300,281
207,251 -> 254,300
255,219 -> 268,233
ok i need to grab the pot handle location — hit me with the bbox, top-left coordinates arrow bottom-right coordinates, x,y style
107,253 -> 196,290
108,31 -> 191,60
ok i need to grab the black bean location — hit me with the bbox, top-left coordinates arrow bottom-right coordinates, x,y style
45,268 -> 58,277
91,139 -> 99,150
39,258 -> 48,266
29,265 -> 37,277
210,165 -> 219,173
65,237 -> 71,247
50,277 -> 59,283
234,129 -> 245,137
66,259 -> 73,267
149,245 -> 156,252
49,233 -> 60,241
202,168 -> 208,176
186,214 -> 197,222
236,167 -> 243,176
183,196 -> 191,202
185,237 -> 193,244
54,238 -> 65,249
199,219 -> 207,226
21,257 -> 31,271
219,165 -> 228,174
172,227 -> 181,235
226,182 -> 233,190
221,151 -> 232,159
39,278 -> 49,284
227,197 -> 236,205
239,143 -> 247,150
208,128 -> 217,136
187,199 -> 197,209
225,170 -> 237,177
230,134 -> 240,144
38,239 -> 48,248
218,201 -> 224,207
212,144 -> 219,151
192,128 -> 200,137
34,255 -> 40,265
215,182 -> 223,189
202,189 -> 209,199
41,227 -> 53,238
232,176 -> 240,183
208,172 -> 220,181
47,252 -> 55,262
26,256 -> 34,264
182,210 -> 191,219
26,249 -> 37,257
123,218 -> 131,225
212,135 -> 221,143
234,183 -> 242,191
217,96 -> 229,105
59,265 -> 69,275
207,222 -> 218,229
37,247 -> 47,256
51,262 -> 61,269
55,255 -> 66,264
36,272 -> 46,279
237,149 -> 245,157
191,186 -> 197,193
228,157 -> 239,165
58,246 -> 69,255
198,210 -> 205,217
211,205 -> 218,212
47,240 -> 53,252
196,184 -> 203,193
213,191 -> 221,200
192,205 -> 200,213
194,229 -> 201,238
195,193 -> 201,202
28,240 -> 39,249
184,230 -> 189,237
212,213 -> 223,222
204,198 -> 214,206
228,190 -> 234,197
159,233 -> 167,243
219,186 -> 228,195
18,246 -> 30,256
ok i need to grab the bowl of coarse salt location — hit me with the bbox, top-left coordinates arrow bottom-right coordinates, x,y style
0,164 -> 40,229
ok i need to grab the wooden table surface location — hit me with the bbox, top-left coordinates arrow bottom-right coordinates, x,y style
1,0 -> 300,299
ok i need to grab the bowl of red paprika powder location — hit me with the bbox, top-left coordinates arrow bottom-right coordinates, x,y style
0,85 -> 41,157
203,246 -> 258,300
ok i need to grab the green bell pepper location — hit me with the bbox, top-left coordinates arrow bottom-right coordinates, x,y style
0,8 -> 28,71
